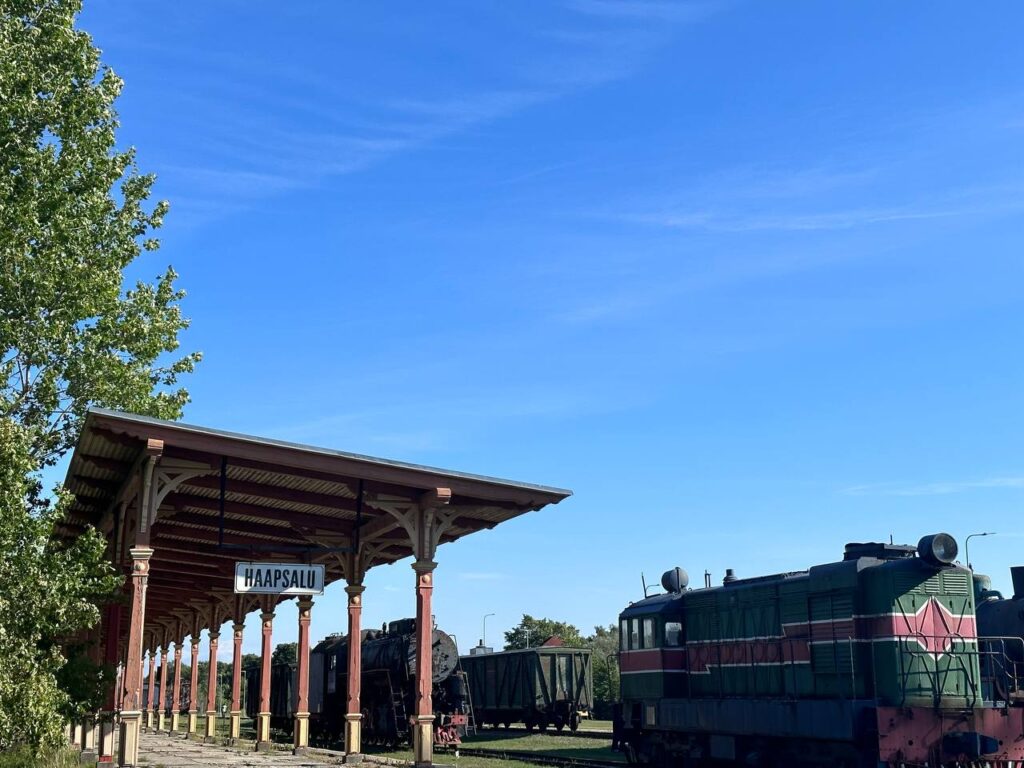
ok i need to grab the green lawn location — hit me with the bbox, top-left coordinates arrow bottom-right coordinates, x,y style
453,731 -> 622,764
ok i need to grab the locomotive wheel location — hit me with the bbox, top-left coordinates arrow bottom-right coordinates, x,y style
556,721 -> 565,732
569,713 -> 580,732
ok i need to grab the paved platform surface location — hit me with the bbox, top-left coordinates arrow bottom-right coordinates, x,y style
137,732 -> 342,767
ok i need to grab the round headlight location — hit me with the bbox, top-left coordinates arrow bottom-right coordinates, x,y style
918,533 -> 958,566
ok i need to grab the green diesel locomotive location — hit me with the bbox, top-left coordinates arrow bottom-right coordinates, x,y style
617,533 -> 1024,767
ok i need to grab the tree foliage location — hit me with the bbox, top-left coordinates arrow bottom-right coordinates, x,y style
503,615 -> 585,650
0,0 -> 200,749
272,642 -> 298,666
1,0 -> 200,466
0,420 -> 120,749
586,624 -> 620,718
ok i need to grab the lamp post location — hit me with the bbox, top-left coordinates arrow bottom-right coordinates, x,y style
965,531 -> 996,570
524,627 -> 532,648
482,613 -> 495,648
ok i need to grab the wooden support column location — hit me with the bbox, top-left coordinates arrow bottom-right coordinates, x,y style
229,622 -> 244,742
203,629 -> 220,742
412,559 -> 437,767
187,633 -> 200,735
118,545 -> 153,768
170,641 -> 183,733
256,607 -> 275,751
157,643 -> 170,731
145,648 -> 157,730
344,583 -> 364,761
293,597 -> 314,754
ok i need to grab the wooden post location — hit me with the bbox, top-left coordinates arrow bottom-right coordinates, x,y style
256,608 -> 274,751
117,546 -> 153,768
229,622 -> 244,742
344,584 -> 364,761
293,598 -> 313,754
187,635 -> 200,735
170,642 -> 183,733
157,644 -> 169,731
412,560 -> 437,767
203,630 -> 220,742
145,648 -> 157,730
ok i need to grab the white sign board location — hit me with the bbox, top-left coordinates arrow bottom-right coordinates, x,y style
234,562 -> 325,595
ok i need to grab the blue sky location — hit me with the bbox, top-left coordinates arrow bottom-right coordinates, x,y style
74,1 -> 1024,658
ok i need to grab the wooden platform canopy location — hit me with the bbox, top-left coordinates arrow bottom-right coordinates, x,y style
57,408 -> 571,766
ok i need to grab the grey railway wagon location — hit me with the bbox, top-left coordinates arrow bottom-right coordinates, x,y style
460,646 -> 593,731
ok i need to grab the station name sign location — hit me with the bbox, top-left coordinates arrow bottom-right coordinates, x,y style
234,562 -> 325,595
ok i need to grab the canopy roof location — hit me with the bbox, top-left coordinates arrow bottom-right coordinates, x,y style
57,409 -> 571,632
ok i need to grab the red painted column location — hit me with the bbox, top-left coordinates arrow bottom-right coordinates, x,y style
118,545 -> 153,768
293,598 -> 313,753
145,649 -> 157,729
170,643 -> 183,732
203,630 -> 220,741
187,636 -> 200,734
412,559 -> 437,767
255,609 -> 274,750
157,645 -> 169,730
344,584 -> 364,757
229,622 -> 244,741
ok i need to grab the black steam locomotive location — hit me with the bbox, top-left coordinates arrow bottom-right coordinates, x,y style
244,618 -> 470,746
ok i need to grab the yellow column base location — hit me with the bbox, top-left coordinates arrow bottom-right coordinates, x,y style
98,717 -> 116,762
145,710 -> 155,730
412,715 -> 434,767
157,711 -> 167,732
170,712 -> 180,733
344,713 -> 362,760
187,711 -> 198,735
204,711 -> 217,742
293,713 -> 310,753
119,711 -> 143,768
256,712 -> 272,751
230,710 -> 241,740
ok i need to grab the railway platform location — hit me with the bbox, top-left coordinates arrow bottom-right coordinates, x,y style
131,732 -> 337,768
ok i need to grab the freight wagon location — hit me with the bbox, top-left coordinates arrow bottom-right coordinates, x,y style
460,645 -> 593,731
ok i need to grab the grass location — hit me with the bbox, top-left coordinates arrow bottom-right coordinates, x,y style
456,731 -> 622,764
0,748 -> 82,768
359,729 -> 623,767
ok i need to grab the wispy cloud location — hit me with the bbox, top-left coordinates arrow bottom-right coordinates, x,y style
842,477 -> 1024,497
566,0 -> 721,23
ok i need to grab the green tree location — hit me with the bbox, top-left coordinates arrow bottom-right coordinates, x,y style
1,0 -> 200,466
272,642 -> 298,666
0,420 -> 120,748
241,653 -> 262,670
503,615 -> 584,650
0,0 -> 200,749
586,624 -> 620,719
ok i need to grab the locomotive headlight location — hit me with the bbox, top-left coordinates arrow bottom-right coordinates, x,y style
918,533 -> 959,566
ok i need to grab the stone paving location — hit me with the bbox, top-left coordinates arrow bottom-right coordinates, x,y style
136,732 -> 344,768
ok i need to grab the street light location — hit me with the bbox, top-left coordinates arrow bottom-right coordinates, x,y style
482,613 -> 495,647
965,531 -> 997,570
524,627 -> 532,648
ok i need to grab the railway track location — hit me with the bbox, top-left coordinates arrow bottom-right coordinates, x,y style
438,745 -> 623,768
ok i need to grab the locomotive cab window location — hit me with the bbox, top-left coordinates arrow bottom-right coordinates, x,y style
630,618 -> 640,650
664,621 -> 682,647
642,618 -> 655,648
620,619 -> 629,651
